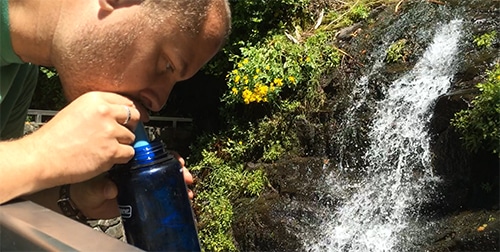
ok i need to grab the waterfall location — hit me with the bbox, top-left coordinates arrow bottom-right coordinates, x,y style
308,19 -> 464,252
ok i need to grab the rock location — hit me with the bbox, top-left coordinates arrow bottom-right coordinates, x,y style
232,157 -> 340,251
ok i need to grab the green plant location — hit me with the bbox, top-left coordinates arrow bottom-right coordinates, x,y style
204,0 -> 312,76
322,1 -> 374,29
31,66 -> 66,110
473,31 -> 497,48
190,144 -> 267,251
451,64 -> 500,156
224,31 -> 340,108
348,2 -> 370,22
386,38 -> 409,63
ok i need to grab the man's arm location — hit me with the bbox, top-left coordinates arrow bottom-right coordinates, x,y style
0,92 -> 140,205
0,137 -> 50,204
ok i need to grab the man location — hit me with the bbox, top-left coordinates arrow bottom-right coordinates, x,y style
0,0 -> 231,221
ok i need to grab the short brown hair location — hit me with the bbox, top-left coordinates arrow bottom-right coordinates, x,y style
142,0 -> 231,41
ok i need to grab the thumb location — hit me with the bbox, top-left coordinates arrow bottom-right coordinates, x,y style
103,179 -> 118,199
71,175 -> 120,219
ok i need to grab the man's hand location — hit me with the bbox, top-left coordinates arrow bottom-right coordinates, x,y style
0,91 -> 144,204
71,153 -> 195,220
31,91 -> 143,188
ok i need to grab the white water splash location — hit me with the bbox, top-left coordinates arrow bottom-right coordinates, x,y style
309,19 -> 463,252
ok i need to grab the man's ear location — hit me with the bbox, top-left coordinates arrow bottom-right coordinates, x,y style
99,0 -> 117,12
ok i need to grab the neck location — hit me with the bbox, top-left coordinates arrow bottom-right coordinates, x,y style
8,0 -> 62,66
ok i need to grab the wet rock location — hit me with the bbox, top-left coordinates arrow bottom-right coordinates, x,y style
336,23 -> 363,41
424,210 -> 499,251
232,157 -> 340,251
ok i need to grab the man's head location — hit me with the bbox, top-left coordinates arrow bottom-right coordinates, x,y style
50,0 -> 231,112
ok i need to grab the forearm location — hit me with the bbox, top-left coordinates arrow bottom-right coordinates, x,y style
22,186 -> 61,214
0,137 -> 51,204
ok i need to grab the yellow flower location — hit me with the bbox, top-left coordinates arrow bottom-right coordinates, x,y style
256,68 -> 261,73
242,89 -> 252,104
288,76 -> 296,84
232,87 -> 238,95
273,78 -> 283,86
237,63 -> 243,68
265,65 -> 270,70
253,75 -> 258,80
234,75 -> 241,83
232,69 -> 238,74
249,94 -> 257,103
243,58 -> 249,64
306,56 -> 311,62
256,85 -> 268,97
239,141 -> 243,145
256,95 -> 262,102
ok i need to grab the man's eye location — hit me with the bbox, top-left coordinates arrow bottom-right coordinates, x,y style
165,62 -> 173,71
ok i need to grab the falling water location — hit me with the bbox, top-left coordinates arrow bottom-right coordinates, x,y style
308,19 -> 464,251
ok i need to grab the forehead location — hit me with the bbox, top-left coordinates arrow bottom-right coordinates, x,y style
153,5 -> 227,79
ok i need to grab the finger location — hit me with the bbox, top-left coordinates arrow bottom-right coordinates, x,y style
112,144 -> 135,164
187,189 -> 194,200
182,167 -> 194,185
113,105 -> 140,129
116,130 -> 135,145
97,91 -> 150,123
131,100 -> 151,123
103,179 -> 118,199
171,151 -> 185,167
74,175 -> 120,219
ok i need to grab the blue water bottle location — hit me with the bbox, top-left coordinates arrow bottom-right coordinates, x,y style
109,123 -> 201,251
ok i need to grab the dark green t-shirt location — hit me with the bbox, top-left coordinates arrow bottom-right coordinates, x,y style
0,0 -> 38,140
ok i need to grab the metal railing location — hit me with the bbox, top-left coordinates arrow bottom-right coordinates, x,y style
27,109 -> 192,128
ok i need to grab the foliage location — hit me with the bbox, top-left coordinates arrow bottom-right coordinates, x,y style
385,39 -> 409,63
224,32 -> 340,107
451,64 -> 500,157
345,2 -> 370,24
30,67 -> 66,110
204,0 -> 312,76
473,31 -> 497,48
190,148 -> 267,252
322,1 -> 372,29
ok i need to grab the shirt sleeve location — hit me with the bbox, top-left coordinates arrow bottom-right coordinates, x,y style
0,64 -> 38,140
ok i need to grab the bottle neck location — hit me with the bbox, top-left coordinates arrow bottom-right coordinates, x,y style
127,140 -> 171,169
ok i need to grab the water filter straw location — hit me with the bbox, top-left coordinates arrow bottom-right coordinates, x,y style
133,122 -> 156,164
133,122 -> 150,148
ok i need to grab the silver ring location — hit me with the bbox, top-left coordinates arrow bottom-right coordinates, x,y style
123,106 -> 131,125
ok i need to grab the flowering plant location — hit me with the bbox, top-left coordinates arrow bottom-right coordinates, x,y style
224,32 -> 339,106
